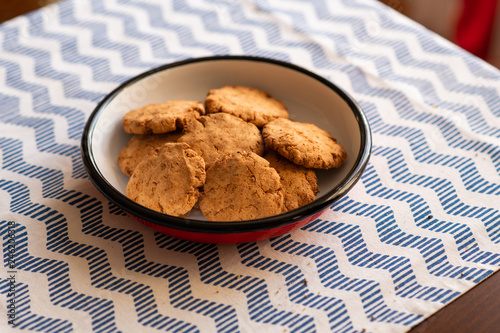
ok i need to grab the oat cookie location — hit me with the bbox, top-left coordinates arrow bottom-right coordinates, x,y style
122,100 -> 205,134
262,118 -> 347,169
204,85 -> 289,127
126,142 -> 206,217
118,131 -> 182,177
264,150 -> 319,211
199,152 -> 284,221
178,113 -> 264,169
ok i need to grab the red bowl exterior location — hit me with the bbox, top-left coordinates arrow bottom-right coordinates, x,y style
128,210 -> 326,244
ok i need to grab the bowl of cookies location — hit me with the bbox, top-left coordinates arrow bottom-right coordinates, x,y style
81,55 -> 371,243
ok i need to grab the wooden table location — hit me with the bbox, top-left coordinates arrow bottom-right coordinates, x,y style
410,272 -> 500,332
0,0 -> 54,23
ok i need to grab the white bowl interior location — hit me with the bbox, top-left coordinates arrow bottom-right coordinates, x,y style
89,59 -> 362,220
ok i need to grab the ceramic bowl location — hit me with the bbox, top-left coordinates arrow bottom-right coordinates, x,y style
81,55 -> 371,243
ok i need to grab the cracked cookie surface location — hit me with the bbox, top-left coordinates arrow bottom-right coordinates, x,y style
264,150 -> 319,212
122,100 -> 205,134
199,151 -> 284,221
262,118 -> 347,169
204,85 -> 289,127
118,131 -> 182,176
178,113 -> 264,169
126,142 -> 205,217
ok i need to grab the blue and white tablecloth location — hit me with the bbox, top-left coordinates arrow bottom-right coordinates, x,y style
1,0 -> 499,332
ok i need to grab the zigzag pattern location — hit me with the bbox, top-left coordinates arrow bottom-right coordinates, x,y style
237,241 -> 355,332
271,233 -> 457,304
238,239 -> 420,327
1,0 -> 499,331
81,206 -> 239,333
0,141 -> 238,332
343,0 -> 500,81
1,224 -> 73,333
155,236 -> 316,332
362,102 -> 500,194
274,0 -> 500,102
370,146 -> 500,244
0,279 -> 73,333
253,1 -> 500,95
0,216 -> 120,332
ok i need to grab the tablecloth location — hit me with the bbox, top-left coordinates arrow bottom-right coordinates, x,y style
1,0 -> 499,332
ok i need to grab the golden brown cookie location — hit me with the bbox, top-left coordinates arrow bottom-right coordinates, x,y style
262,118 -> 347,169
126,142 -> 205,217
199,152 -> 284,221
264,150 -> 319,211
118,131 -> 182,177
178,113 -> 264,169
122,100 -> 204,134
204,85 -> 289,127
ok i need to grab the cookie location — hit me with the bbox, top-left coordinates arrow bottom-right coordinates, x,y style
178,113 -> 264,169
199,152 -> 284,221
118,131 -> 182,177
126,142 -> 206,217
204,85 -> 289,127
122,100 -> 205,134
262,118 -> 347,169
264,150 -> 319,211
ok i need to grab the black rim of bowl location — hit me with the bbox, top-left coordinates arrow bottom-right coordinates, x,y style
81,55 -> 372,234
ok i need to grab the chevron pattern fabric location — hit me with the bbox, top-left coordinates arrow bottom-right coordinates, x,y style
1,0 -> 499,332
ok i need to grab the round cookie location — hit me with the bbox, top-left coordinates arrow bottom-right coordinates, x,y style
262,118 -> 347,169
126,142 -> 206,217
204,85 -> 289,127
178,113 -> 264,169
264,150 -> 319,212
118,131 -> 182,177
122,100 -> 204,134
199,152 -> 284,221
